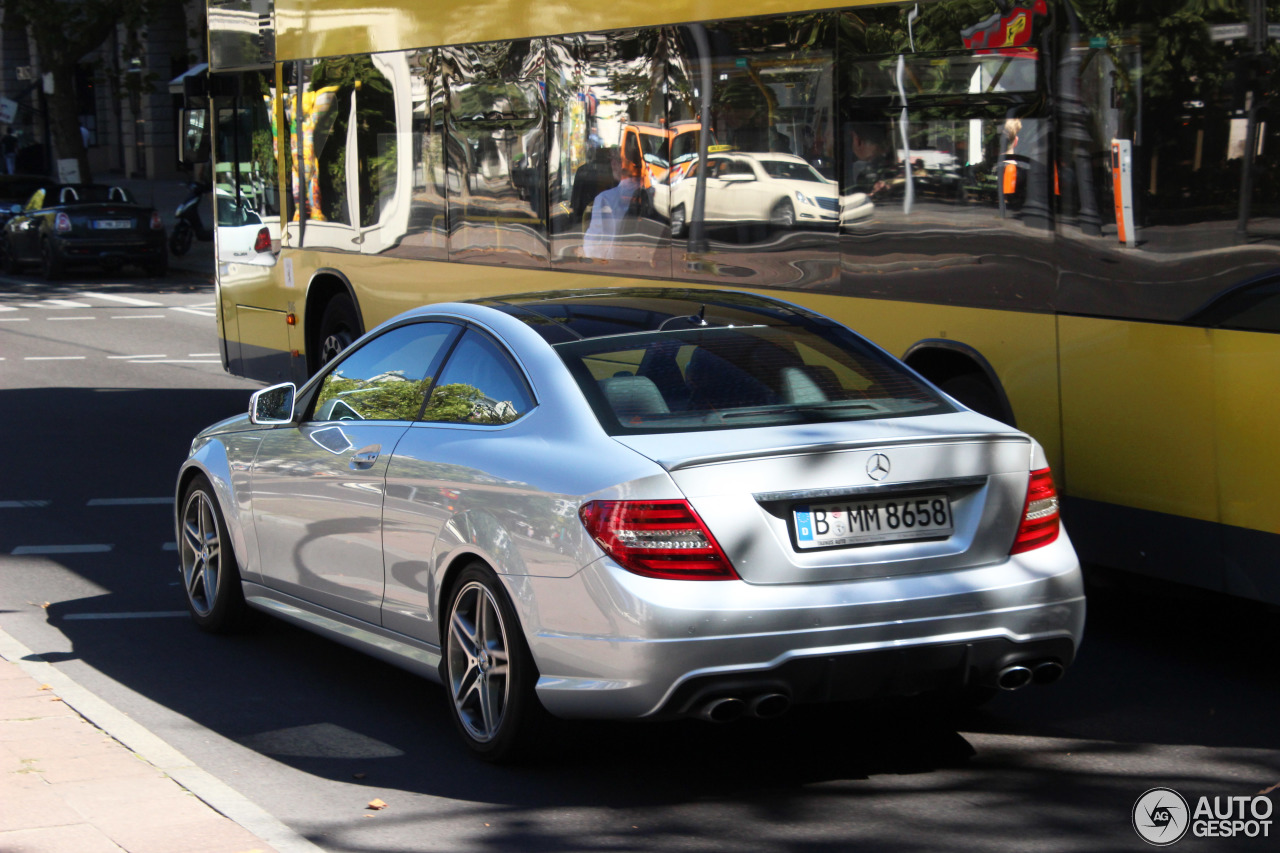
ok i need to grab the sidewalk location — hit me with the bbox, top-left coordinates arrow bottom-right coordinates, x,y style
0,628 -> 318,853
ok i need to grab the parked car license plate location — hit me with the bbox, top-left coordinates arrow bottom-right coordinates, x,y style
794,494 -> 953,549
92,219 -> 133,230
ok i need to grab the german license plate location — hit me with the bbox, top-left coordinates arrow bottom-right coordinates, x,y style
794,494 -> 953,549
92,219 -> 133,230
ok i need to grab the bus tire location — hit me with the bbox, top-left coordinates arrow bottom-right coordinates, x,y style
317,294 -> 359,368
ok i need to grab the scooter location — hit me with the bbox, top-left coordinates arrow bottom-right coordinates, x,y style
169,182 -> 212,256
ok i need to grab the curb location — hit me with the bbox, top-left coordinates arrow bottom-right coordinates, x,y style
0,624 -> 326,853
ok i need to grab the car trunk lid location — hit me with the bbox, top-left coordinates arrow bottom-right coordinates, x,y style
611,412 -> 1034,584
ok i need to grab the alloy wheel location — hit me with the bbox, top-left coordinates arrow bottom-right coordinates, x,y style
180,489 -> 222,618
447,580 -> 512,743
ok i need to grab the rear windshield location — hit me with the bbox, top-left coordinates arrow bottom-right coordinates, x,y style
556,323 -> 952,434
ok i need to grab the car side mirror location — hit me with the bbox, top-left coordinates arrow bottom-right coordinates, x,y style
249,382 -> 296,425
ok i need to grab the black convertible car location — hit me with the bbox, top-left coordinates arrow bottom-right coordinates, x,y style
0,183 -> 167,278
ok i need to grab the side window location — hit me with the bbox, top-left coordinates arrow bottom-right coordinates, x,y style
312,322 -> 457,422
423,329 -> 535,425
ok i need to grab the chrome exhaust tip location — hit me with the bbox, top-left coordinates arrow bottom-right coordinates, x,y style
697,697 -> 746,723
996,665 -> 1034,691
747,693 -> 791,720
1032,660 -> 1065,685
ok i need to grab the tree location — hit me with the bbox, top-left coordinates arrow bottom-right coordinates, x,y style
1,0 -> 150,183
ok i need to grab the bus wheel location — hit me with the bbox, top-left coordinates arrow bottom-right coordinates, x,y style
317,294 -> 359,367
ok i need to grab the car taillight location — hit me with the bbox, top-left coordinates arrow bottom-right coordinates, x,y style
54,212 -> 71,233
1010,468 -> 1060,554
579,499 -> 738,581
253,227 -> 271,253
150,211 -> 164,230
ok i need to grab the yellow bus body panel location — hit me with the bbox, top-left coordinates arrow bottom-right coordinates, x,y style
1059,316 -> 1218,524
1212,328 -> 1280,536
276,0 -> 868,59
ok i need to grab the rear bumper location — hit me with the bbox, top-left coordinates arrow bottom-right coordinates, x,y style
56,236 -> 165,263
519,532 -> 1084,719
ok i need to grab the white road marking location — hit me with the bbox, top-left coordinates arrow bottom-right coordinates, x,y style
110,314 -> 165,320
0,317 -> 29,322
0,500 -> 51,508
189,352 -> 219,357
0,305 -> 16,312
170,306 -> 215,317
80,292 -> 163,307
47,316 -> 95,321
87,497 -> 173,506
12,544 -> 113,555
135,358 -> 221,364
108,354 -> 167,359
24,356 -> 86,361
63,611 -> 188,620
24,299 -> 91,309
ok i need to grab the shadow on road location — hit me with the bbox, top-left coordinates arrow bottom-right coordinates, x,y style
2,386 -> 1278,850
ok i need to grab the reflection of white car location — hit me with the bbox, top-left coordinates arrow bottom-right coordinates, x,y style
215,193 -> 276,267
659,152 -> 839,236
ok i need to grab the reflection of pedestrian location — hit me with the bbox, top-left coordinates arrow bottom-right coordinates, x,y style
584,150 -> 640,260
571,147 -> 616,225
1,127 -> 17,174
846,123 -> 892,197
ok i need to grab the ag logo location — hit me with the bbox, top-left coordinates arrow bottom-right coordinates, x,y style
1133,787 -> 1190,846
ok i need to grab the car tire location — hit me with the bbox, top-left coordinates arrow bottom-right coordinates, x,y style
770,199 -> 795,231
443,562 -> 546,762
40,239 -> 64,280
179,474 -> 250,634
670,204 -> 686,238
169,220 -> 194,256
317,293 -> 359,368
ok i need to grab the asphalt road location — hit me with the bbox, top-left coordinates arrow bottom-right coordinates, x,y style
1,269 -> 1278,852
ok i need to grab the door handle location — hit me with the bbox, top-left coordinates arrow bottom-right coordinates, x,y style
350,445 -> 381,470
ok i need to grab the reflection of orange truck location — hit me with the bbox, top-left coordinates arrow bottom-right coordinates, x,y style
620,121 -> 715,188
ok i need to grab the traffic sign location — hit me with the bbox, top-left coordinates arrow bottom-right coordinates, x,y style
1210,23 -> 1250,41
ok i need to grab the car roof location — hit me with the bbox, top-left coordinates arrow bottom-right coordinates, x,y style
470,287 -> 824,345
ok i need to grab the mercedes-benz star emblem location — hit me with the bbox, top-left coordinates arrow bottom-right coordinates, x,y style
867,453 -> 891,481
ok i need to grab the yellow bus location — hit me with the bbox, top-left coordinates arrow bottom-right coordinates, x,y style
192,0 -> 1280,603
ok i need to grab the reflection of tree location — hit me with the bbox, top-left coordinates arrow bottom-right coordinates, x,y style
309,55 -> 397,226
315,375 -> 429,421
424,383 -> 519,425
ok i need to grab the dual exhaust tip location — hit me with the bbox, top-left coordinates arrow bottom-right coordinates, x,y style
695,692 -> 791,723
994,659 -> 1065,691
693,660 -> 1064,720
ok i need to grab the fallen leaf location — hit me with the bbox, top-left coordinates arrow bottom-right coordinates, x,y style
38,684 -> 52,691
1260,781 -> 1280,796
353,772 -> 367,780
367,798 -> 388,811
41,602 -> 50,609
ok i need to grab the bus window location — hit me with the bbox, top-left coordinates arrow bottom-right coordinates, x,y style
666,14 -> 838,290
548,30 -> 668,277
442,40 -> 548,268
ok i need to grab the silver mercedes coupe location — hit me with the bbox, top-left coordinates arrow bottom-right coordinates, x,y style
176,287 -> 1085,760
